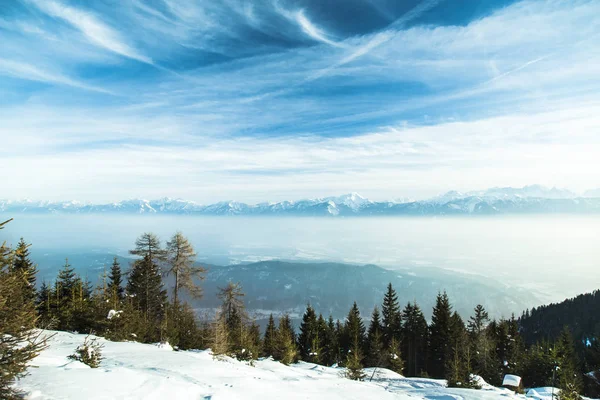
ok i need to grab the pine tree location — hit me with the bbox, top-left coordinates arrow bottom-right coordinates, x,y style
468,305 -> 495,383
367,306 -> 385,367
0,219 -> 46,399
165,232 -> 205,303
126,254 -> 167,342
11,238 -> 37,303
129,233 -> 166,265
36,280 -> 52,327
345,302 -> 365,349
298,304 -> 319,362
107,257 -> 124,308
324,315 -> 339,366
388,336 -> 405,374
262,314 -> 278,358
555,327 -> 583,400
275,314 -> 297,365
468,304 -> 489,336
402,301 -> 429,376
429,291 -> 453,378
381,283 -> 401,347
345,340 -> 366,381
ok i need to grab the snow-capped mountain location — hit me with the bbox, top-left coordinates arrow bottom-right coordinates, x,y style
2,186 -> 599,216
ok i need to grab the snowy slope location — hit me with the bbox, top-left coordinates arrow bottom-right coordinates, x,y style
19,330 -> 533,400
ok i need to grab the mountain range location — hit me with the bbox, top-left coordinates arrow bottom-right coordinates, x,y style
2,185 -> 600,216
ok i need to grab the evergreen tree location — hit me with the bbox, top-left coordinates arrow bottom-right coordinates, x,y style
555,327 -> 583,399
345,340 -> 366,381
388,337 -> 405,374
381,283 -> 401,347
53,259 -> 79,330
402,301 -> 429,376
366,306 -> 385,367
165,232 -> 205,303
0,219 -> 46,399
11,237 -> 37,303
315,314 -> 328,365
468,305 -> 496,383
262,314 -> 278,358
324,315 -> 340,366
275,314 -> 297,365
107,257 -> 124,308
126,254 -> 167,341
298,304 -> 319,362
468,304 -> 489,336
36,280 -> 52,327
344,302 -> 366,355
429,291 -> 453,378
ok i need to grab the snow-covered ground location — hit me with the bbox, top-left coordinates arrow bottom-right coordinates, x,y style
14,331 -> 569,400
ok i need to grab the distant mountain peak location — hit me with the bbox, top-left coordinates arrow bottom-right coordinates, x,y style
1,185 -> 599,216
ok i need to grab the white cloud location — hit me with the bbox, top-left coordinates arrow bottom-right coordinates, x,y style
29,0 -> 152,64
0,58 -> 112,93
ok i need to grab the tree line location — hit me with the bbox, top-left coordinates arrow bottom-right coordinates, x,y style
1,221 -> 597,400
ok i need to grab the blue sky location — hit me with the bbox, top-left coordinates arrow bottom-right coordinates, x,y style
1,0 -> 599,203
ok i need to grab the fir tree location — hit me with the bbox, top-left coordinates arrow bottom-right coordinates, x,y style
107,257 -> 124,308
344,302 -> 365,356
298,304 -> 319,362
345,340 -> 366,381
36,280 -> 52,327
468,304 -> 489,336
11,238 -> 37,303
429,291 -> 453,378
366,306 -> 385,367
262,314 -> 278,358
275,314 -> 297,365
555,327 -> 583,399
388,337 -> 405,374
324,315 -> 340,366
468,305 -> 495,383
165,232 -> 205,303
381,283 -> 401,347
0,219 -> 46,399
402,301 -> 429,376
126,254 -> 167,341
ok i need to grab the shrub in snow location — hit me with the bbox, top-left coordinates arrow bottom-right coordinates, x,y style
68,335 -> 104,368
107,309 -> 122,320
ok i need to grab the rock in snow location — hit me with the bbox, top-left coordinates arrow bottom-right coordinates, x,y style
18,330 -> 536,400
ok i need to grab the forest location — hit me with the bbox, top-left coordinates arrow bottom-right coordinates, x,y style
1,220 -> 599,400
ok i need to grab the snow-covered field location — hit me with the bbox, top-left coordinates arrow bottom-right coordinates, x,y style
16,331 -> 563,400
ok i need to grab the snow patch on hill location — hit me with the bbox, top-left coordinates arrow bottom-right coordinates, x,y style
17,330 -> 546,400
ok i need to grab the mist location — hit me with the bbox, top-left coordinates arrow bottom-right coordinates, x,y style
2,214 -> 599,303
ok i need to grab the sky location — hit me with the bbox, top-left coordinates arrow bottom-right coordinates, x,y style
1,0 -> 599,203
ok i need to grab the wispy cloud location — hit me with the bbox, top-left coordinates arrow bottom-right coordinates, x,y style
0,58 -> 113,94
294,10 -> 342,47
28,0 -> 152,64
1,0 -> 600,201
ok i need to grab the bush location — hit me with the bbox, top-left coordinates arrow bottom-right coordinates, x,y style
68,335 -> 104,368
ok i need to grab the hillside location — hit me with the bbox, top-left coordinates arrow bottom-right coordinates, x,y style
30,252 -> 539,321
16,330 -> 544,400
519,289 -> 600,345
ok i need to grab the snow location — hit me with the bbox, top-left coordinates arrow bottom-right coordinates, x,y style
503,374 -> 521,387
13,331 -> 565,400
